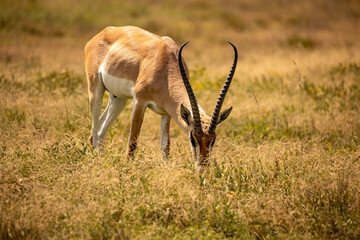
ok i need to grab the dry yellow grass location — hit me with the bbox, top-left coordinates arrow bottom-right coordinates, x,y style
1,0 -> 360,239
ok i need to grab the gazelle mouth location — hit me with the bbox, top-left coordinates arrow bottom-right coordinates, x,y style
198,161 -> 210,167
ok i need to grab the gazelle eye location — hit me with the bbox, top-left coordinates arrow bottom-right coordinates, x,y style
190,134 -> 197,147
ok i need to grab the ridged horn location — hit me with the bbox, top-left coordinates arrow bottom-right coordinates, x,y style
208,41 -> 238,134
178,42 -> 203,135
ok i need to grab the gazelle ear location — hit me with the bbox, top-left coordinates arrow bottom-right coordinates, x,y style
217,106 -> 232,125
180,104 -> 192,126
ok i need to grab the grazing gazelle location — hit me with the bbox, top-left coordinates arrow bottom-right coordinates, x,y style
85,26 -> 237,167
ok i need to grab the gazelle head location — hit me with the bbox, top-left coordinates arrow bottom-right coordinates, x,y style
178,41 -> 238,169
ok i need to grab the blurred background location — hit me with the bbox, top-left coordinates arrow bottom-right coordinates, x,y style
1,0 -> 359,72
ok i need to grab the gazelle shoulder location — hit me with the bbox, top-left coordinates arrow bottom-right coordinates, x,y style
161,36 -> 179,54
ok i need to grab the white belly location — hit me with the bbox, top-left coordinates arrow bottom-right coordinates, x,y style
99,64 -> 134,99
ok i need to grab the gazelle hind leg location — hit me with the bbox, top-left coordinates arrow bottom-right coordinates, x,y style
161,115 -> 171,161
89,75 -> 105,149
97,94 -> 127,148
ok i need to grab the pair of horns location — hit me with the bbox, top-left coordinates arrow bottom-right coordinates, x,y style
178,41 -> 238,135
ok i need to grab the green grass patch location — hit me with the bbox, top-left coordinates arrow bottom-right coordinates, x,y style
287,35 -> 316,49
227,112 -> 315,144
33,70 -> 84,94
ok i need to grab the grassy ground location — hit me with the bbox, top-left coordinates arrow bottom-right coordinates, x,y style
1,0 -> 360,239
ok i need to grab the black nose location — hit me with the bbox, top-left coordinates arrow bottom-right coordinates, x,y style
199,161 -> 210,167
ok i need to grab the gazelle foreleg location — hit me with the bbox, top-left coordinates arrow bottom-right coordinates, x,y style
161,115 -> 171,161
126,99 -> 146,158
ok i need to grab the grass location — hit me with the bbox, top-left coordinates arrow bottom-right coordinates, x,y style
1,0 -> 360,239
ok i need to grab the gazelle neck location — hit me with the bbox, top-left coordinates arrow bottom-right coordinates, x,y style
161,62 -> 212,135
